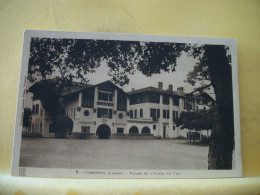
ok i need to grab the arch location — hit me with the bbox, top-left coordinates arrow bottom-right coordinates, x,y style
96,124 -> 111,139
141,126 -> 151,134
129,126 -> 139,134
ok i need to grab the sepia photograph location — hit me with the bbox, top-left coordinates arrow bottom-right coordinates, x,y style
12,31 -> 242,178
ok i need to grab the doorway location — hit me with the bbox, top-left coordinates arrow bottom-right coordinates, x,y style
163,125 -> 166,139
96,124 -> 111,139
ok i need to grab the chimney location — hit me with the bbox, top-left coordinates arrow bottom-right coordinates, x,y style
168,84 -> 173,93
177,87 -> 184,94
158,82 -> 163,90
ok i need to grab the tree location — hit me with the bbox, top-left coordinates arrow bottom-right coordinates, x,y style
29,38 -> 102,86
192,45 -> 234,169
176,108 -> 215,142
28,38 -> 234,169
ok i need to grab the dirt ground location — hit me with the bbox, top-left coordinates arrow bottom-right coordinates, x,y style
19,137 -> 209,170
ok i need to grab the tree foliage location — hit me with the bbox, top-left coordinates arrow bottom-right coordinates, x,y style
176,108 -> 215,130
29,38 -> 186,86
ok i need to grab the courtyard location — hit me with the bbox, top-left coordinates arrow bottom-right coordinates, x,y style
19,137 -> 209,170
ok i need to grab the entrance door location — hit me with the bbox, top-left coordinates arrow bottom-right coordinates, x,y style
163,125 -> 166,139
96,124 -> 111,139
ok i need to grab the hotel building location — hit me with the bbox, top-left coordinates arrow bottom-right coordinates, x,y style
25,80 -> 215,139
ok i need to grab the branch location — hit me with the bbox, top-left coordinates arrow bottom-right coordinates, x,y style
187,83 -> 212,95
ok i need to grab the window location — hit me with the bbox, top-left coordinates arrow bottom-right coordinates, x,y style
150,108 -> 160,121
134,109 -> 137,118
35,104 -> 39,114
130,110 -> 133,119
117,94 -> 127,111
157,109 -> 160,118
81,126 -> 90,133
84,110 -> 89,116
74,108 -> 76,117
117,128 -> 124,134
98,91 -> 113,102
202,99 -> 208,105
97,108 -> 112,118
173,111 -> 176,122
184,98 -> 192,110
153,125 -> 156,130
203,107 -> 206,110
141,95 -> 148,103
150,108 -> 156,121
173,97 -> 179,106
173,111 -> 178,122
140,109 -> 143,118
118,113 -> 123,119
173,126 -> 176,130
163,95 -> 169,105
32,105 -> 35,114
148,93 -> 160,103
163,110 -> 169,119
82,91 -> 94,108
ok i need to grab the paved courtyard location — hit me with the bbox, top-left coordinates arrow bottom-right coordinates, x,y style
19,137 -> 209,170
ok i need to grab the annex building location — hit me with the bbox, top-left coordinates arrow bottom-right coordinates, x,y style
24,79 -> 215,140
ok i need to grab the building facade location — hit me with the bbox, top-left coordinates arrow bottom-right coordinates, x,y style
25,80 -> 215,139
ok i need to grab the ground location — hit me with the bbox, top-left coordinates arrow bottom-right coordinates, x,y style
19,137 -> 209,170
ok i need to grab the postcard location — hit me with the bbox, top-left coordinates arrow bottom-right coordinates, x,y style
11,30 -> 242,178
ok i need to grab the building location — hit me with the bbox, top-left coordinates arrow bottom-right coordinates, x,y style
24,79 -> 215,139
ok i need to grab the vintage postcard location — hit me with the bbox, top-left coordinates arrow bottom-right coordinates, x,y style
11,30 -> 242,178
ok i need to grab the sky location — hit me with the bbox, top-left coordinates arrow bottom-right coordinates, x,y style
86,52 -> 199,93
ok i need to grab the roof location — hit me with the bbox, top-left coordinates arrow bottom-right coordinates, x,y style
127,86 -> 183,97
192,92 -> 216,101
61,83 -> 93,96
62,80 -> 128,96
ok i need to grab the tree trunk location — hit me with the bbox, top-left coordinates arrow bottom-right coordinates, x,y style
206,45 -> 234,169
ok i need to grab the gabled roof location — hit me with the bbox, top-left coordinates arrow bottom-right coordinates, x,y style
62,80 -> 128,96
192,92 -> 216,101
127,86 -> 183,96
61,83 -> 93,96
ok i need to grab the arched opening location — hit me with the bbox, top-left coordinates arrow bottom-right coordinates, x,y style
129,126 -> 139,134
96,124 -> 111,139
141,126 -> 150,134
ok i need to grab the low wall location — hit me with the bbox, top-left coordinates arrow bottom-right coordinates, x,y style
111,133 -> 156,140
